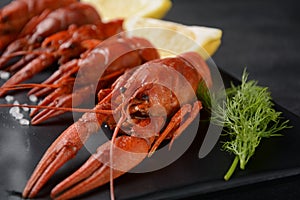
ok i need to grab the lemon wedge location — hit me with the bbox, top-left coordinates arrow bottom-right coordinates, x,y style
81,0 -> 172,21
124,17 -> 222,59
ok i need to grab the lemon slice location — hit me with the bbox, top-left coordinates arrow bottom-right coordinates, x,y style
81,0 -> 172,21
124,17 -> 222,59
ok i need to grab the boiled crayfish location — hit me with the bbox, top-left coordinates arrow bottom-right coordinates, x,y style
0,1 -> 101,66
28,35 -> 160,124
0,1 -> 213,199
0,2 -> 109,97
0,0 -> 161,126
0,0 -> 77,51
20,52 -> 212,199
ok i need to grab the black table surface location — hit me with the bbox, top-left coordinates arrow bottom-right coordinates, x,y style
1,0 -> 300,200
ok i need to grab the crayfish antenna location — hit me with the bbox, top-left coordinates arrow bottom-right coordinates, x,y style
0,103 -> 114,115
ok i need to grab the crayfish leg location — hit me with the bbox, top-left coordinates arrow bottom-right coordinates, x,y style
31,85 -> 95,125
149,101 -> 202,156
97,88 -> 113,102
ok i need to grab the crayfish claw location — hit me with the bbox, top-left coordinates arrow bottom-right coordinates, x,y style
51,135 -> 149,200
22,119 -> 97,198
23,145 -> 78,198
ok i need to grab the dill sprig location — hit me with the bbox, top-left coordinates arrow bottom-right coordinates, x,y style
197,69 -> 291,181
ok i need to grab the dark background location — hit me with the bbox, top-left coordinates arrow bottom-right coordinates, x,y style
0,0 -> 300,200
165,0 -> 300,117
164,0 -> 300,199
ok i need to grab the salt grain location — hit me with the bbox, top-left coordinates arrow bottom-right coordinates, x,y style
29,95 -> 38,103
0,70 -> 10,80
22,104 -> 30,112
9,107 -> 20,115
5,95 -> 14,103
13,100 -> 19,105
14,112 -> 24,120
19,119 -> 30,126
11,111 -> 19,118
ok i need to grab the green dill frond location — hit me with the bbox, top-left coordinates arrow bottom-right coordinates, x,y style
211,69 -> 291,180
197,80 -> 212,111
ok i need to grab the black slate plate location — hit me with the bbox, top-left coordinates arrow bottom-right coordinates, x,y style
0,68 -> 299,200
1,1 -> 300,199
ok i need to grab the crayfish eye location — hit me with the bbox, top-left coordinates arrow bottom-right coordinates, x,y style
36,36 -> 44,43
141,94 -> 149,101
120,86 -> 127,93
101,122 -> 113,140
